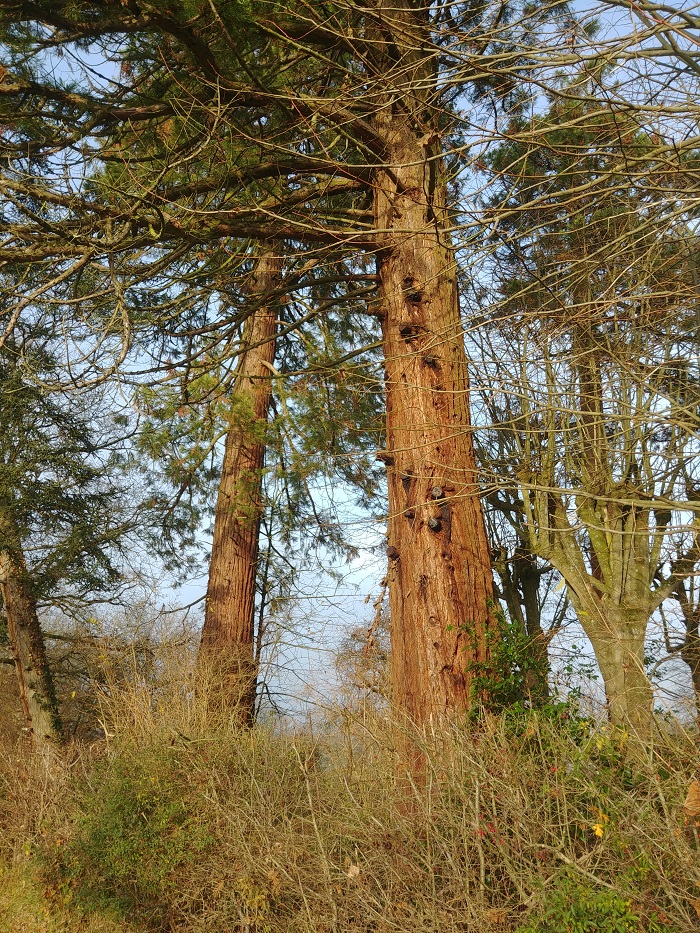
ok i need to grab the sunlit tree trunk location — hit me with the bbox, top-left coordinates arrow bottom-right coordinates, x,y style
373,39 -> 494,723
591,610 -> 655,736
199,249 -> 281,724
525,491 -> 656,737
0,517 -> 62,750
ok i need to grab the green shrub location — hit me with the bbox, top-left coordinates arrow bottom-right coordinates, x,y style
49,746 -> 213,928
516,872 -> 677,933
463,602 -> 551,714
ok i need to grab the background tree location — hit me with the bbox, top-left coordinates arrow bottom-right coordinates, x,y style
133,242 -> 385,718
666,568 -> 700,724
199,247 -> 282,722
473,88 -> 700,736
0,321 -> 150,749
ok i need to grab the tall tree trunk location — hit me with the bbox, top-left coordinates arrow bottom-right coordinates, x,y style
374,116 -> 495,724
0,519 -> 62,750
199,249 -> 281,724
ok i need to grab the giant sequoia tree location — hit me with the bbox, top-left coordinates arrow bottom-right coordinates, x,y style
0,0 -> 509,722
1,0 -> 699,728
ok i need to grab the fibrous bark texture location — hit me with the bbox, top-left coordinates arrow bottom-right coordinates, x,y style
374,113 -> 494,724
200,249 -> 281,724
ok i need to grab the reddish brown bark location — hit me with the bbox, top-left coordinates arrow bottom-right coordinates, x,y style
199,249 -> 281,723
0,519 -> 62,750
374,115 -> 495,725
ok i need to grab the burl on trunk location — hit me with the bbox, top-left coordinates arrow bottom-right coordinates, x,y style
375,121 -> 494,724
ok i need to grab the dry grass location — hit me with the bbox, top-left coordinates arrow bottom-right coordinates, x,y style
0,863 -> 135,933
0,645 -> 698,932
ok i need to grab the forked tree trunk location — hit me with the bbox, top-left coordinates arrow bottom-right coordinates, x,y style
592,612 -> 655,739
0,520 -> 62,750
199,249 -> 281,724
374,116 -> 495,724
526,472 -> 657,743
574,329 -> 655,741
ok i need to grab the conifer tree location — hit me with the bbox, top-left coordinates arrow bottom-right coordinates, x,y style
199,247 -> 282,721
1,0 -> 698,731
0,329 -> 139,748
0,0 -> 503,722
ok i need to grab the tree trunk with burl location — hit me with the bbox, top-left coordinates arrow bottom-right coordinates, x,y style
372,8 -> 495,722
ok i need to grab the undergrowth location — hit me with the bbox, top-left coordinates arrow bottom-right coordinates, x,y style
0,655 -> 698,932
